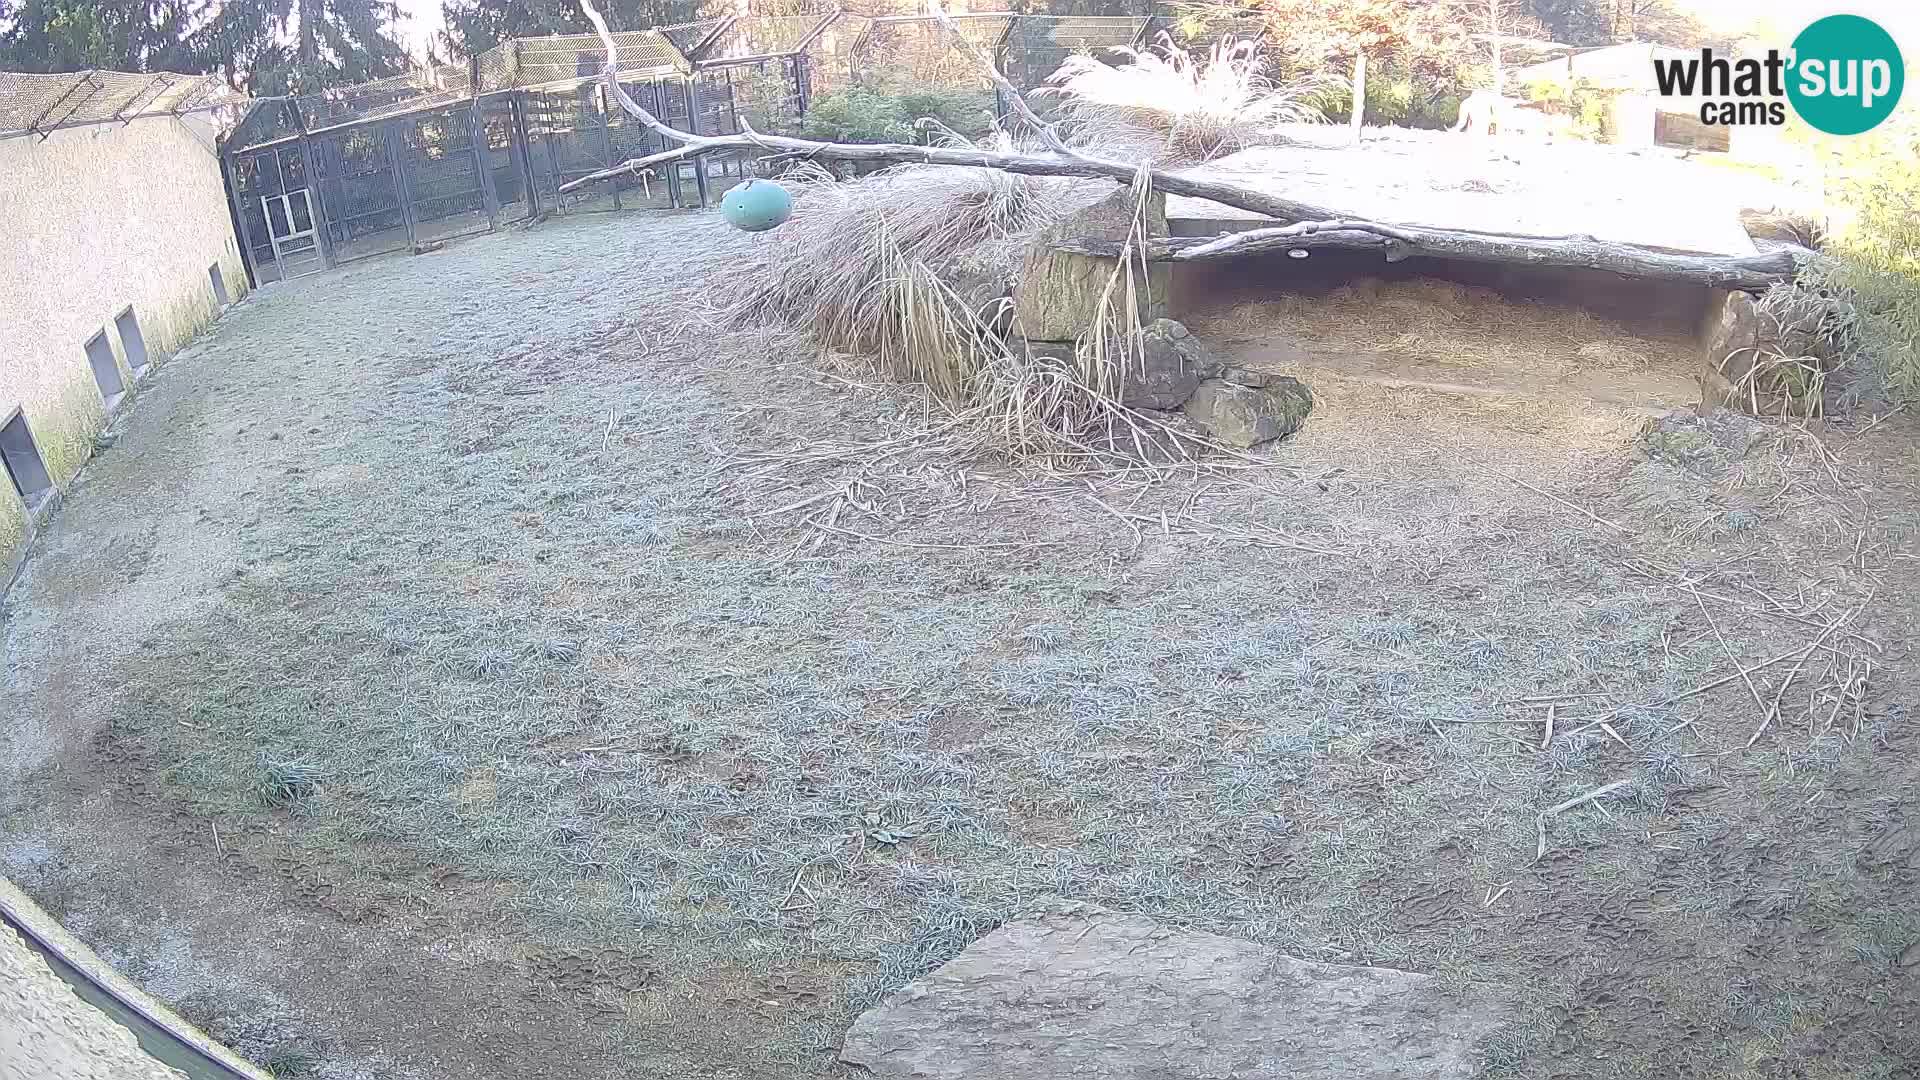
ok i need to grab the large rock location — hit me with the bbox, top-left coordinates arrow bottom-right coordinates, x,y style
1697,289 -> 1764,410
1124,318 -> 1222,409
841,908 -> 1502,1079
1700,289 -> 1763,364
1013,189 -> 1169,341
937,254 -> 1015,335
1737,207 -> 1823,248
1182,376 -> 1313,447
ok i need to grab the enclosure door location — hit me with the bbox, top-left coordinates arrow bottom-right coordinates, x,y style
233,142 -> 324,283
314,124 -> 411,264
262,189 -> 325,279
401,106 -> 494,246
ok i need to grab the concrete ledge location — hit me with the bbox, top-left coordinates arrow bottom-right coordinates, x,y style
0,875 -> 270,1080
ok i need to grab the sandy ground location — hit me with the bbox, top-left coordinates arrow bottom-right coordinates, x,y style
2,922 -> 185,1080
1174,252 -> 1709,412
3,209 -> 1919,1078
1168,126 -> 1800,256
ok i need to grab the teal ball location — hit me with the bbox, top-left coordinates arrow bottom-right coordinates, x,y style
720,179 -> 793,233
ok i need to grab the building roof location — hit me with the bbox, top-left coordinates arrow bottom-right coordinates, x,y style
511,30 -> 692,89
1513,42 -> 1698,92
658,18 -> 732,57
693,15 -> 839,62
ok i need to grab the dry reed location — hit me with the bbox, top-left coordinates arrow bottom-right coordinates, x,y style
1038,35 -> 1332,165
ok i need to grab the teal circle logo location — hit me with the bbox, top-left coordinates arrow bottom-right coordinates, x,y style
1787,14 -> 1904,135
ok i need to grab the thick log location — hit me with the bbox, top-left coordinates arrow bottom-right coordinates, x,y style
1055,225 -> 1807,291
561,140 -> 1349,223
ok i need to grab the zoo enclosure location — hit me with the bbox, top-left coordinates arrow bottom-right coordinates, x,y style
220,29 -> 741,284
217,12 -> 1267,285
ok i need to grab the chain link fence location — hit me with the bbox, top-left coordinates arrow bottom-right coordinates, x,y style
0,70 -> 234,140
201,10 -> 1276,287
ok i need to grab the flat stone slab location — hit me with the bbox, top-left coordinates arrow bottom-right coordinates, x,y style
1167,126 -> 1764,257
841,908 -> 1504,1079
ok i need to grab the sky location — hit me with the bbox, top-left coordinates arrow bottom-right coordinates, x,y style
393,0 -> 447,61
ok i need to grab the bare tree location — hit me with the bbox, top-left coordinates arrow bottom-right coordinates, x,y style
1488,0 -> 1502,96
1255,0 -> 1453,143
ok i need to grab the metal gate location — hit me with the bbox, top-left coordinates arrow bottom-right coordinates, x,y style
400,104 -> 496,246
525,85 -> 622,213
314,124 -> 409,264
262,189 -> 323,278
231,142 -> 326,282
219,57 -> 745,286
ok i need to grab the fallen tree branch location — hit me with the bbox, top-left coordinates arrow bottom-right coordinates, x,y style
556,126 -> 1348,222
926,0 -> 1077,158
1056,227 -> 1807,289
1535,778 -> 1633,859
570,0 -> 1797,291
569,0 -> 1348,222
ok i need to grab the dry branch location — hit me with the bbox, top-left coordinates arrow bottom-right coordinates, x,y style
561,126 -> 1350,222
1535,779 -> 1633,859
566,0 -> 1800,290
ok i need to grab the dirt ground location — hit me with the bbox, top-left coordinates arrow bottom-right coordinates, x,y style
3,208 -> 1920,1079
1174,250 -> 1710,412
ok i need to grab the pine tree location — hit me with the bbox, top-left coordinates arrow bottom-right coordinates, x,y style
440,0 -> 705,60
0,0 -> 413,94
0,0 -> 202,73
193,0 -> 414,93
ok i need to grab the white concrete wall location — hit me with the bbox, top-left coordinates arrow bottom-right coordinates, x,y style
1611,93 -> 1659,148
0,116 -> 247,583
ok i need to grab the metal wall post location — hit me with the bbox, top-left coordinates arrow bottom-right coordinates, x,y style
466,99 -> 501,228
510,93 -> 540,219
684,76 -> 709,208
543,99 -> 565,211
598,84 -> 621,211
221,151 -> 263,289
384,120 -> 421,248
295,135 -> 335,269
663,80 -> 684,208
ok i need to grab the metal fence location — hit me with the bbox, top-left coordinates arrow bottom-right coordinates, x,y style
715,11 -> 1260,131
0,70 -> 234,141
214,11 -> 1268,286
219,28 -> 734,285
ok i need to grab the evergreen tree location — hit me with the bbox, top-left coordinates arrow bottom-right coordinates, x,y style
0,0 -> 201,73
0,0 -> 411,94
440,0 -> 704,60
194,0 -> 413,93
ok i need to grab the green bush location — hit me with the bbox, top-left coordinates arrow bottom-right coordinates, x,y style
797,86 -> 996,144
1569,79 -> 1610,140
1303,62 -> 1465,130
895,90 -> 996,140
1522,76 -> 1569,109
1798,119 -> 1920,402
1517,75 -> 1607,140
